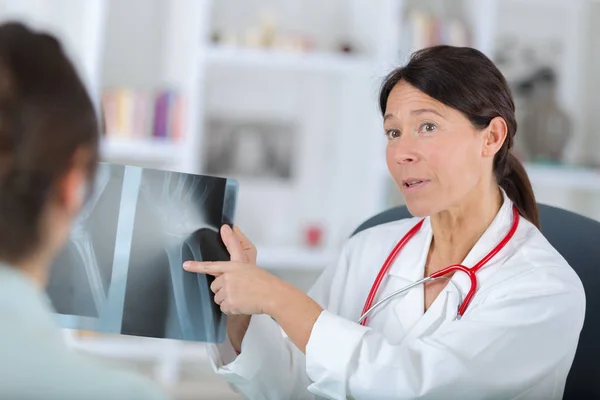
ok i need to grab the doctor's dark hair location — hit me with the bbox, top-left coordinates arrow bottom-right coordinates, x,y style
379,45 -> 540,229
0,22 -> 100,264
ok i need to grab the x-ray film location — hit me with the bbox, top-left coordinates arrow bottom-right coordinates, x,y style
45,162 -> 238,344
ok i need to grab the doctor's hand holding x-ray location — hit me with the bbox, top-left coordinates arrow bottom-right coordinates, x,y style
183,45 -> 586,400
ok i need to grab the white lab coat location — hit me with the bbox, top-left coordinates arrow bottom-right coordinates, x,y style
206,191 -> 586,400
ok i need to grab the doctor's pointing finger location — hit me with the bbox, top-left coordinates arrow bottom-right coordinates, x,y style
184,45 -> 585,400
184,225 -> 321,324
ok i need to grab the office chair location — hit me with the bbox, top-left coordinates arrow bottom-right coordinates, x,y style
352,203 -> 600,399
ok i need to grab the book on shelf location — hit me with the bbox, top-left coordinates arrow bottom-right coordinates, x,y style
405,10 -> 471,52
101,88 -> 185,143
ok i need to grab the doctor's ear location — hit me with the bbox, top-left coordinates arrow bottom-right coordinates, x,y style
481,116 -> 508,158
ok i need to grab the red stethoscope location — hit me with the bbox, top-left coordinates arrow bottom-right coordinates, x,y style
358,205 -> 520,326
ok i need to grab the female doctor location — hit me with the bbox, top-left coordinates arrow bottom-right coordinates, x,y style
184,45 -> 586,399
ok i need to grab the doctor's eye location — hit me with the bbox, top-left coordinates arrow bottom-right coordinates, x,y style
385,129 -> 401,140
418,122 -> 437,134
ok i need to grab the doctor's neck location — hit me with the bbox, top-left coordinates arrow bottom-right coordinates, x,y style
428,183 -> 503,270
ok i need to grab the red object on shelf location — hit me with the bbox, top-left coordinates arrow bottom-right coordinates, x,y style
305,225 -> 323,247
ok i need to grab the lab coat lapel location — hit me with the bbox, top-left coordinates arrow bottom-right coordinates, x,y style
444,190 -> 517,307
398,216 -> 460,339
376,219 -> 432,339
402,191 -> 518,339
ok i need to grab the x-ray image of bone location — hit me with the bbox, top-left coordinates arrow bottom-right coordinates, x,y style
68,163 -> 111,315
138,171 -> 222,342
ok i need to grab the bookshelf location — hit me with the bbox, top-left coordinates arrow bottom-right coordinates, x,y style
205,46 -> 374,73
100,137 -> 179,164
525,163 -> 600,192
100,0 -> 198,172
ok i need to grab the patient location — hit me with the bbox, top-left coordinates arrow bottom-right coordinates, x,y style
0,22 -> 169,399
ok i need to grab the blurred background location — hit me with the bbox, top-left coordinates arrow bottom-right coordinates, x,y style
1,0 -> 599,398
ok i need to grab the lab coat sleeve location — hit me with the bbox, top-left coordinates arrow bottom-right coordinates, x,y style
304,267 -> 585,400
205,243 -> 352,400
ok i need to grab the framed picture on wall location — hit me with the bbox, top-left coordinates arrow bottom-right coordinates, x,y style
203,117 -> 296,181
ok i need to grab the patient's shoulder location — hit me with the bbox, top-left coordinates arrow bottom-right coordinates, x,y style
0,327 -> 170,400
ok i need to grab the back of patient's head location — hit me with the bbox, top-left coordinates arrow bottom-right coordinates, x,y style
0,22 -> 99,266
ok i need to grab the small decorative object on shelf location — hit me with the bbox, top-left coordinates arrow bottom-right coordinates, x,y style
101,88 -> 185,143
494,37 -> 571,165
210,11 -> 321,54
520,67 -> 572,164
338,41 -> 354,54
304,224 -> 324,248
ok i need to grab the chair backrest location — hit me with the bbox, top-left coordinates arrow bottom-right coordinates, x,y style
352,203 -> 600,399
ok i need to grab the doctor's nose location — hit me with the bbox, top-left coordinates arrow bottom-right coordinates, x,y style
390,140 -> 418,164
396,154 -> 416,164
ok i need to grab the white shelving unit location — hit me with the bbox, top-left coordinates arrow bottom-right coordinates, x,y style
100,137 -> 179,164
97,0 -> 209,175
205,45 -> 374,73
198,0 -> 405,255
525,163 -> 600,192
257,245 -> 338,271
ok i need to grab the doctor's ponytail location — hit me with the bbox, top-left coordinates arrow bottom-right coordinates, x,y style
496,150 -> 540,229
380,45 -> 540,229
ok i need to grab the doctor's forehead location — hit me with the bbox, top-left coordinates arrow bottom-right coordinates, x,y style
384,81 -> 448,120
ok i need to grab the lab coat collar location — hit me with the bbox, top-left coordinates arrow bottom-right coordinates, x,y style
441,189 -> 518,296
383,190 -> 519,337
386,189 -> 518,316
387,189 -> 516,280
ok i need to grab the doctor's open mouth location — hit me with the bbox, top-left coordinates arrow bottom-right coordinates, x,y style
402,179 -> 430,191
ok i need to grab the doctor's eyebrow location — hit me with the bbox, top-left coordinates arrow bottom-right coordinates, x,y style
410,108 -> 446,119
383,108 -> 446,122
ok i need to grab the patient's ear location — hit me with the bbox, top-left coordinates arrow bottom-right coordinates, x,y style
56,148 -> 89,216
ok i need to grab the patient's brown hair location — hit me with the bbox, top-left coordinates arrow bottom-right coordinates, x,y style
0,22 -> 100,264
